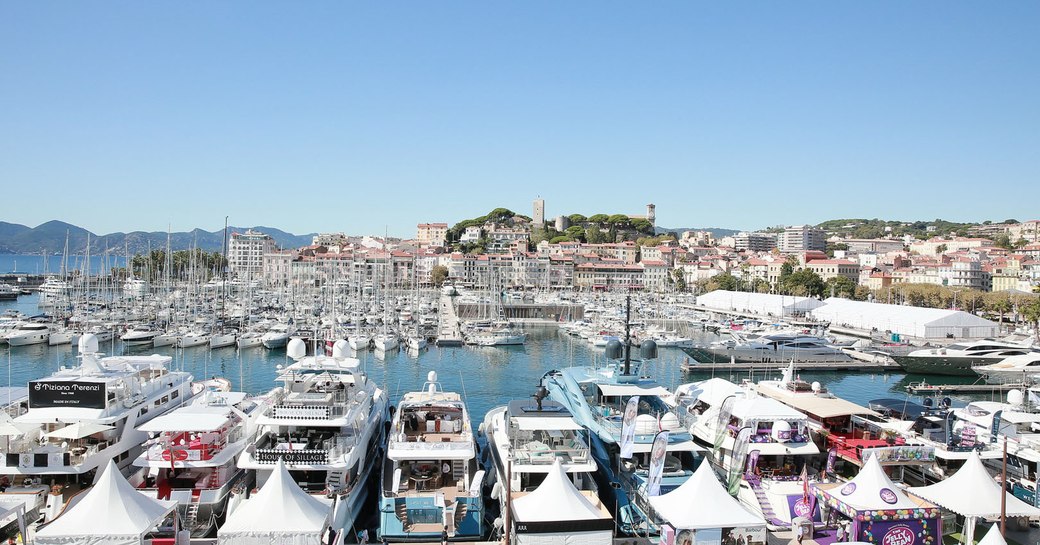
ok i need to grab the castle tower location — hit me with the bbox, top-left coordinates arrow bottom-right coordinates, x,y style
646,203 -> 656,228
533,198 -> 545,227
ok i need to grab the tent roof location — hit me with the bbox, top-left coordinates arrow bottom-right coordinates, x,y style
35,460 -> 176,539
821,455 -> 926,510
908,452 -> 1040,518
978,524 -> 1008,545
649,462 -> 765,530
676,378 -> 743,409
730,395 -> 807,421
512,459 -> 609,523
811,298 -> 997,333
218,459 -> 331,535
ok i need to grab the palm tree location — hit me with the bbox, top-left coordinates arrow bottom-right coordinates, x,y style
990,296 -> 1012,334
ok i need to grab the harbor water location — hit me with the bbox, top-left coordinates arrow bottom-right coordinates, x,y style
1,294 -> 1006,422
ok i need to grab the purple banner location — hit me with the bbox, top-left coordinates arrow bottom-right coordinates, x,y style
784,494 -> 821,522
859,519 -> 939,545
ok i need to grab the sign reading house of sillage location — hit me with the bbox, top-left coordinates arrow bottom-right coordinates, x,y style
29,381 -> 107,409
255,449 -> 328,465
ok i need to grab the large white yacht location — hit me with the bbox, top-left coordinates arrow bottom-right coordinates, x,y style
378,372 -> 484,541
678,378 -> 821,529
479,396 -> 599,524
121,324 -> 161,346
4,322 -> 54,347
128,388 -> 272,537
683,332 -> 853,364
893,338 -> 1040,376
0,334 -> 195,524
235,338 -> 389,535
260,323 -> 293,349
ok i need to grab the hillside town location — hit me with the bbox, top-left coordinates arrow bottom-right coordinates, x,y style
223,200 -> 1040,302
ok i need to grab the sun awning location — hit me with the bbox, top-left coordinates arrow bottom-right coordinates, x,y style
596,384 -> 672,398
515,417 -> 583,431
139,411 -> 232,433
764,393 -> 877,420
44,422 -> 115,439
0,419 -> 36,437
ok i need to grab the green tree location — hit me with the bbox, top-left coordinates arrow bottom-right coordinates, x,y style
607,214 -> 630,226
588,214 -> 609,224
672,269 -> 687,292
708,273 -> 739,292
631,218 -> 654,233
994,234 -> 1013,250
568,214 -> 587,224
585,224 -> 605,244
549,236 -> 572,244
564,225 -> 586,241
1021,297 -> 1040,342
824,276 -> 858,298
430,265 -> 449,287
783,269 -> 825,297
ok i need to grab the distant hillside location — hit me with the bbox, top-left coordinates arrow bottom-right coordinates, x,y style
814,218 -> 975,239
0,220 -> 316,255
656,226 -> 740,237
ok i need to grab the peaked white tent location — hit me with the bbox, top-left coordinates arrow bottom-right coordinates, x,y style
829,454 -> 920,510
812,455 -> 941,545
908,452 -> 1040,544
649,461 -> 765,530
511,459 -> 613,545
978,524 -> 1008,545
34,460 -> 177,545
218,459 -> 332,545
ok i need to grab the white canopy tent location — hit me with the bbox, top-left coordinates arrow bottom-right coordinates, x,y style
696,290 -> 825,318
649,460 -> 765,530
34,460 -> 177,545
828,454 -> 921,510
978,524 -> 1008,545
43,421 -> 115,440
511,459 -> 613,545
811,298 -> 998,339
218,459 -> 332,545
908,452 -> 1040,544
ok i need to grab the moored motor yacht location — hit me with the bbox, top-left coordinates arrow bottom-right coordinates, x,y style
378,372 -> 484,541
5,322 -> 54,347
235,338 -> 389,535
129,389 -> 272,537
121,325 -> 160,346
0,334 -> 196,525
260,323 -> 293,349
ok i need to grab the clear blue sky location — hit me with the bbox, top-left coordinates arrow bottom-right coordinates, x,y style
2,2 -> 1037,237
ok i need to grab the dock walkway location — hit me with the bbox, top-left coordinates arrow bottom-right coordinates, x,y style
436,294 -> 464,347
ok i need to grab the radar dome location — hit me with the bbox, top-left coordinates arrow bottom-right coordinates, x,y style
605,340 -> 624,360
634,414 -> 659,435
428,371 -> 438,382
331,340 -> 349,358
78,333 -> 99,354
660,413 -> 681,431
1008,389 -> 1025,407
639,340 -> 658,360
811,381 -> 822,393
286,338 -> 306,360
772,420 -> 793,442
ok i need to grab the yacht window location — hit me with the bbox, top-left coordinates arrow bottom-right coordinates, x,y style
154,400 -> 161,407
171,390 -> 179,399
161,396 -> 169,404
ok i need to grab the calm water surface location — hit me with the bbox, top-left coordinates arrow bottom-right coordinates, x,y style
0,294 -> 1007,423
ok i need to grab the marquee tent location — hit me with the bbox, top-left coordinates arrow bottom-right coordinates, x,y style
218,459 -> 332,545
811,298 -> 998,339
34,460 -> 177,545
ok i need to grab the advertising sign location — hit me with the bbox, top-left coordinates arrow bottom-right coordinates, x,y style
29,381 -> 106,409
647,430 -> 669,496
620,396 -> 640,459
255,449 -> 329,465
859,519 -> 938,545
861,445 -> 936,465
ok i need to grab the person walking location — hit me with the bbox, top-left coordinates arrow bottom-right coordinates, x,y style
796,523 -> 805,544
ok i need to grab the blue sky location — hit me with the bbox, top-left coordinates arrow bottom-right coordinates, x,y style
2,3 -> 1037,237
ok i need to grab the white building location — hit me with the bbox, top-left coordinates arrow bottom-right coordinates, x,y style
228,229 -> 278,278
778,225 -> 826,253
733,232 -> 777,252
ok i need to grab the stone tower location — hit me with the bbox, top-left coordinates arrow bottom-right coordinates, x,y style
646,203 -> 656,228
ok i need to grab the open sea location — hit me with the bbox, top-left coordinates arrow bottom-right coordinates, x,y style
0,294 -> 1005,423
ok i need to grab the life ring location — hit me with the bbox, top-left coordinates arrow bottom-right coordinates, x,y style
161,448 -> 189,462
20,453 -> 30,466
50,484 -> 63,496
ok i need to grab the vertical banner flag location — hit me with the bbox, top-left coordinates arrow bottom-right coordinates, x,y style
990,410 -> 1003,444
620,396 -> 640,459
647,430 -> 670,496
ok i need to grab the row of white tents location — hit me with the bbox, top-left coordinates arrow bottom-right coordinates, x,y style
30,459 -> 331,545
696,291 -> 1000,339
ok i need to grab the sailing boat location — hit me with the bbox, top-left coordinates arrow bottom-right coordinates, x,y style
373,250 -> 399,353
